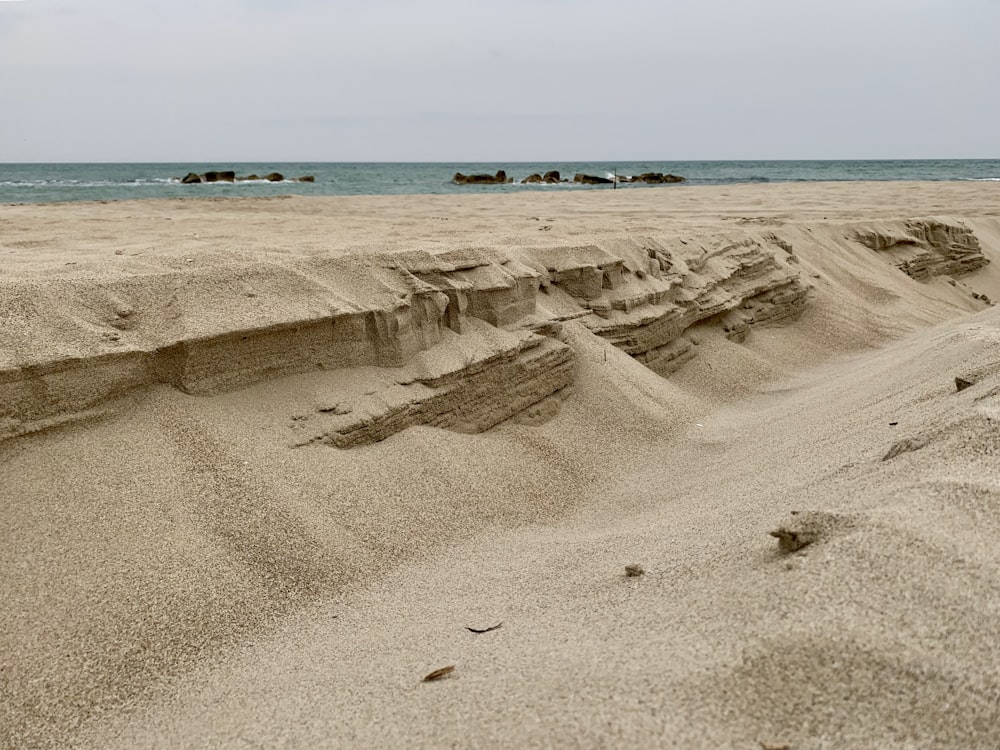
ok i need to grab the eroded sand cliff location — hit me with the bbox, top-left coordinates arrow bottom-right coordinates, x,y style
3,208 -> 992,446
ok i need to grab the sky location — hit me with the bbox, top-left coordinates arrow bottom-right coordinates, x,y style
0,0 -> 998,162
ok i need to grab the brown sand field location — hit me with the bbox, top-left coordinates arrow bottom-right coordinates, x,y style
2,182 -> 1000,748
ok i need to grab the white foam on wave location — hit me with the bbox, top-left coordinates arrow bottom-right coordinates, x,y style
2,178 -> 172,188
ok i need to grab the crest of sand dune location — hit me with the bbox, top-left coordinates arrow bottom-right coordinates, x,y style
1,182 -> 999,748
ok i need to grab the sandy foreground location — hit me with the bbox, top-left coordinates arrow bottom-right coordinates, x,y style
2,182 -> 1000,748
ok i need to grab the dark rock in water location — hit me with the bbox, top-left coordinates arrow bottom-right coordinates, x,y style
453,170 -> 512,185
955,376 -> 974,392
179,170 -> 313,185
521,171 -> 565,184
573,173 -> 613,185
630,172 -> 686,184
203,170 -> 236,183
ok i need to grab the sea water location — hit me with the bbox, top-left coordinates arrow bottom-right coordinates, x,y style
1,160 -> 998,204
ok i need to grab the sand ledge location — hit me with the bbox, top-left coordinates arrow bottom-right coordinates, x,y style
3,213 -> 991,445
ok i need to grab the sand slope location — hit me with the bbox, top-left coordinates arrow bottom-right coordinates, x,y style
1,183 -> 999,749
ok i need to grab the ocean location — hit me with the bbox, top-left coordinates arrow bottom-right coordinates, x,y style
1,160 -> 998,204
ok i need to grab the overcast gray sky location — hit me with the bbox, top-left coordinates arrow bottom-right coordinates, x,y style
1,0 -> 997,162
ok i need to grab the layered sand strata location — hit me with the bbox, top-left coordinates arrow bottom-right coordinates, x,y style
3,186 -> 995,445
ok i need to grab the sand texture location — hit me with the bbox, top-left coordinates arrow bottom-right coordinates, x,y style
2,181 -> 1000,748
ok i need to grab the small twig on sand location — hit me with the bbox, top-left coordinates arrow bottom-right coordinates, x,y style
466,623 -> 503,634
422,665 -> 456,682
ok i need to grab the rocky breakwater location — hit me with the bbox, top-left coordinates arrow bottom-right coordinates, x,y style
179,171 -> 315,184
522,171 -> 567,184
572,172 -> 686,185
452,171 -> 513,185
573,173 -> 614,185
628,172 -> 685,184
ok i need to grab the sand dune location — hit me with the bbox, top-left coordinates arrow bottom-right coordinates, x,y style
2,182 -> 999,748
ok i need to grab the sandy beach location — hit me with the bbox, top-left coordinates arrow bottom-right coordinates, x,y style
2,181 -> 1000,749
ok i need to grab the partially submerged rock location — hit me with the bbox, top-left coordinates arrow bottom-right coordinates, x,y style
573,173 -> 613,185
202,170 -> 236,183
453,171 -> 512,185
629,172 -> 685,184
176,171 -> 314,184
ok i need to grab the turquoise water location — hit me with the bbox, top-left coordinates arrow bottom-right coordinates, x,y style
1,160 -> 999,204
